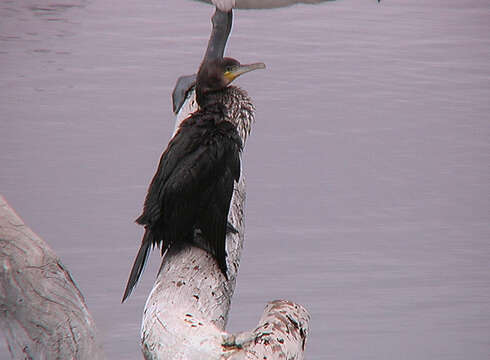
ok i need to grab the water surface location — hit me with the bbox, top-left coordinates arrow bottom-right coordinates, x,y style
1,0 -> 489,359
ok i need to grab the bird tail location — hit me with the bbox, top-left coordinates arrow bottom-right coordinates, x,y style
122,230 -> 152,303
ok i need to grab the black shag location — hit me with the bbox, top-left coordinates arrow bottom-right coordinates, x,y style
122,57 -> 264,302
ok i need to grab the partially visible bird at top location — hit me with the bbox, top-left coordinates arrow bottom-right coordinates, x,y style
122,57 -> 265,302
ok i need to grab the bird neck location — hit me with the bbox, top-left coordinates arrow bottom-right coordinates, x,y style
196,85 -> 227,109
201,86 -> 255,144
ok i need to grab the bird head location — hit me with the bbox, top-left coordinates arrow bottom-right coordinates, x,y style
196,57 -> 265,105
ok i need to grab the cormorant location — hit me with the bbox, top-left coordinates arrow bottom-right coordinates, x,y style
122,57 -> 265,302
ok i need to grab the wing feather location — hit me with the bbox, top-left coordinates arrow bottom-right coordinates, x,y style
137,112 -> 241,257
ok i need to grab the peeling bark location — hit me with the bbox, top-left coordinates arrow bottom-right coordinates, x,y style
0,195 -> 105,360
223,300 -> 310,359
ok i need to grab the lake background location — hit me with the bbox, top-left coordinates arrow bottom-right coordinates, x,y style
1,0 -> 489,359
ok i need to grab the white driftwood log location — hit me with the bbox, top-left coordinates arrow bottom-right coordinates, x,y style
1,7 -> 311,360
140,6 -> 312,360
141,84 -> 310,359
0,192 -> 310,360
142,88 -> 244,357
0,195 -> 105,360
223,300 -> 310,359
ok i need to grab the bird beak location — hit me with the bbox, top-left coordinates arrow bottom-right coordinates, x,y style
224,62 -> 266,83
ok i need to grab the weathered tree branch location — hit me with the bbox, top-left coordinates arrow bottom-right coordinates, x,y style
173,8 -> 232,114
1,6 -> 310,360
0,192 -> 310,360
141,7 -> 310,358
204,8 -> 233,61
0,195 -> 105,360
223,300 -> 310,359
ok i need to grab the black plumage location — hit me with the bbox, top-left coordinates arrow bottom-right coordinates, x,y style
122,58 -> 264,302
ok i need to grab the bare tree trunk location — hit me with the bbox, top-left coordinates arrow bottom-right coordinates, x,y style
0,195 -> 105,360
141,107 -> 247,356
0,192 -> 310,360
1,7 -> 311,360
141,9 -> 311,352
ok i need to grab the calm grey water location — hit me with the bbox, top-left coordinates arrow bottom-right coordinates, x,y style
1,0 -> 489,359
